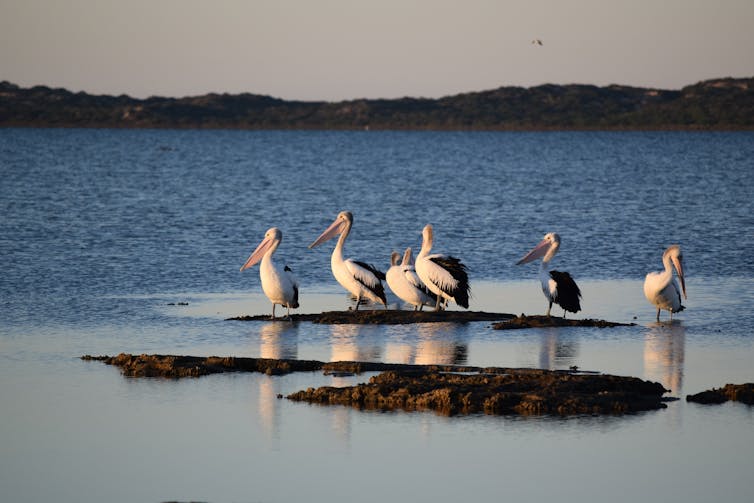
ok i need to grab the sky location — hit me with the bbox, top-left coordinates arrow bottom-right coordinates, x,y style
1,0 -> 752,101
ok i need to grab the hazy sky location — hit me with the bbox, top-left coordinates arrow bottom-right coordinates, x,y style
1,0 -> 752,101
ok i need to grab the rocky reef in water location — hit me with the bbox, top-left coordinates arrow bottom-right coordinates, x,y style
228,310 -> 632,328
288,368 -> 669,416
229,310 -> 513,324
492,314 -> 635,329
83,354 -> 671,416
686,383 -> 754,405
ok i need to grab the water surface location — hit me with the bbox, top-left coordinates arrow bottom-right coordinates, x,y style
1,130 -> 752,502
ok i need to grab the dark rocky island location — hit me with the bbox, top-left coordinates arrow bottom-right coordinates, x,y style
83,353 -> 671,416
229,310 -> 632,328
82,353 -> 324,377
289,368 -> 670,416
229,310 -> 513,324
686,383 -> 754,405
2,77 -> 752,130
492,314 -> 635,329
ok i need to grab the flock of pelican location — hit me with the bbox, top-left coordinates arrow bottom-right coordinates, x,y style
241,211 -> 687,322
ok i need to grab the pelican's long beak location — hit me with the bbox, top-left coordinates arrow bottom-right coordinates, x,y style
516,238 -> 549,265
240,236 -> 273,271
402,247 -> 413,266
309,217 -> 344,249
672,256 -> 687,299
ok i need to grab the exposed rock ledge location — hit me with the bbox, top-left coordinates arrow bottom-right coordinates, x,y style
228,310 -> 631,328
228,310 -> 512,324
289,369 -> 669,416
82,353 -> 670,416
686,383 -> 754,405
492,314 -> 634,329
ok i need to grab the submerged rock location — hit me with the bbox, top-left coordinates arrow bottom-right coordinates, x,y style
288,368 -> 670,416
492,314 -> 634,330
686,383 -> 754,405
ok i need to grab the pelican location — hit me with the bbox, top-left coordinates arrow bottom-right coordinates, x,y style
240,227 -> 299,320
516,232 -> 581,317
415,224 -> 470,311
309,211 -> 386,310
644,245 -> 686,321
386,247 -> 437,311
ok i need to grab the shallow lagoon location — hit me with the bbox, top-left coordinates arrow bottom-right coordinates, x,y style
2,279 -> 753,503
1,130 -> 753,502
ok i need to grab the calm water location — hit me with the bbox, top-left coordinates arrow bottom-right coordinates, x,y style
1,129 -> 753,502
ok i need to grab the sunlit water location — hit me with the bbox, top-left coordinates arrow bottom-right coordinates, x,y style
1,130 -> 753,502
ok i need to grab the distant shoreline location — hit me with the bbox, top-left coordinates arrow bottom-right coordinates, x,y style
2,78 -> 752,130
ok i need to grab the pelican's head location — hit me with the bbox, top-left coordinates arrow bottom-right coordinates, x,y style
422,224 -> 434,248
309,211 -> 353,248
241,227 -> 281,271
390,251 -> 401,266
516,232 -> 560,265
664,245 -> 686,299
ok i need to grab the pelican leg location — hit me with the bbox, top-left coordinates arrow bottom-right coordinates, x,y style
271,303 -> 276,320
670,310 -> 674,321
354,296 -> 361,311
434,295 -> 442,311
546,301 -> 552,317
656,308 -> 661,322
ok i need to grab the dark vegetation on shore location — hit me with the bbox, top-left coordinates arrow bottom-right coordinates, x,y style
2,78 -> 752,130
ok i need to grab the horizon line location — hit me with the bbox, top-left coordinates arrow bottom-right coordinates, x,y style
3,75 -> 752,104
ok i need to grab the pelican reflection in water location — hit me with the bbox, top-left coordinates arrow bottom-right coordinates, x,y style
644,322 -> 686,394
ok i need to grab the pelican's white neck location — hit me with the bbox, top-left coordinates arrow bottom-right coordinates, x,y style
419,225 -> 433,258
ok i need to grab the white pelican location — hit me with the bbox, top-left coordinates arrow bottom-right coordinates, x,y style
644,245 -> 686,321
240,227 -> 299,319
386,247 -> 437,311
309,211 -> 386,310
516,232 -> 581,317
415,224 -> 470,311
